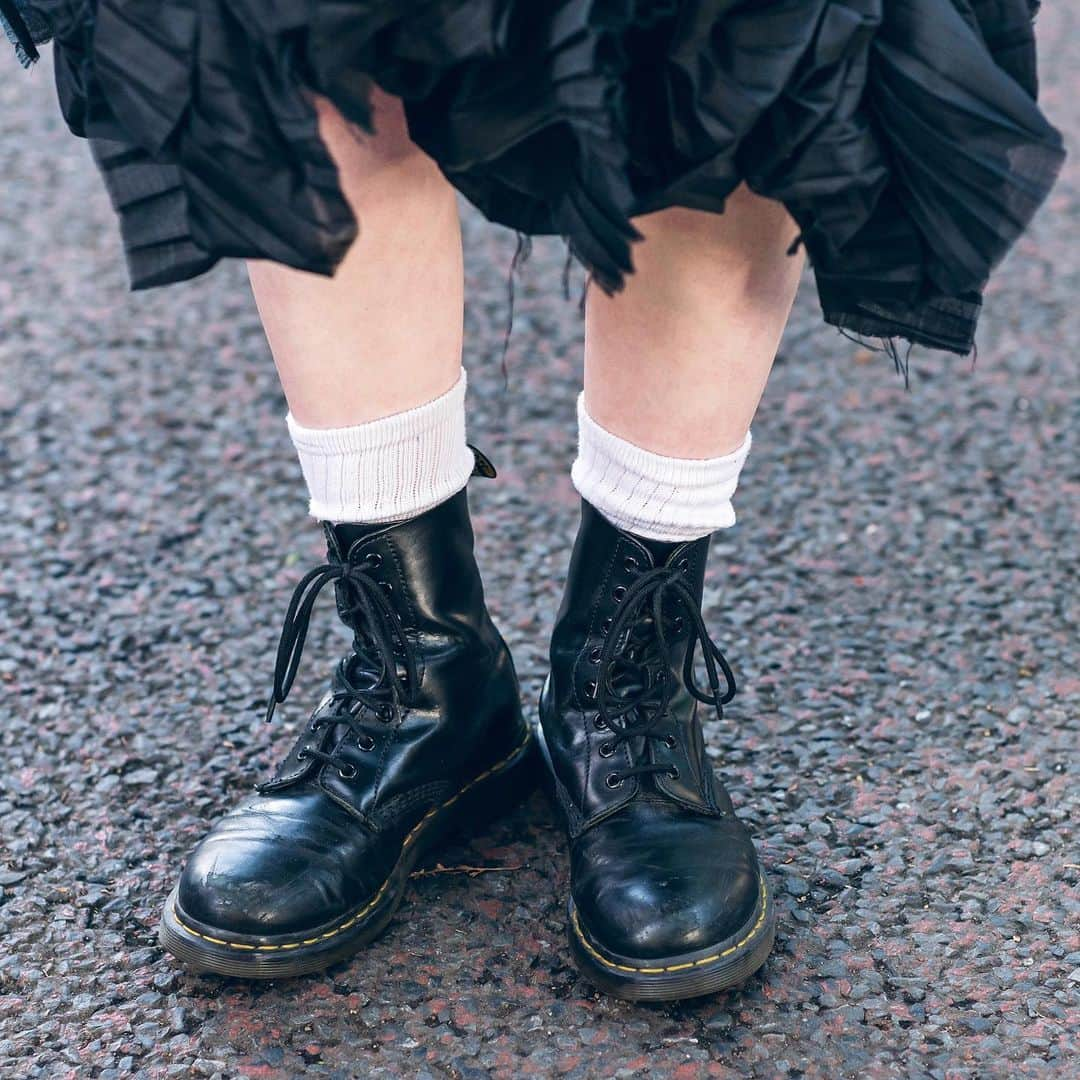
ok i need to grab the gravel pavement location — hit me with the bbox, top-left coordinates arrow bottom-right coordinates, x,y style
1,11 -> 1077,1079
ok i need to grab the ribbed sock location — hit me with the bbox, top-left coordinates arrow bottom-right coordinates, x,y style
570,393 -> 752,542
286,368 -> 474,523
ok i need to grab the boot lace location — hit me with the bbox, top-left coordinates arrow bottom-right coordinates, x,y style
595,563 -> 736,789
261,554 -> 418,780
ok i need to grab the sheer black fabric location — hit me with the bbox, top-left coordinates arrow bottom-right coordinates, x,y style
22,0 -> 1065,354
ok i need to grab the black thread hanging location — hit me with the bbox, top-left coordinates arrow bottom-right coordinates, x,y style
501,232 -> 532,386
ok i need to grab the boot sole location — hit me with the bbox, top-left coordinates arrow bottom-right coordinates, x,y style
158,729 -> 537,979
532,716 -> 775,1001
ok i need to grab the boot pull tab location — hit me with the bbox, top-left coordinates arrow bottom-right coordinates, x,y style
468,445 -> 498,479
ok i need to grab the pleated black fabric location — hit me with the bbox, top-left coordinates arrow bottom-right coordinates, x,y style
25,0 -> 1066,354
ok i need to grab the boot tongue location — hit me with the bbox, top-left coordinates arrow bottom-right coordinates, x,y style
630,533 -> 684,568
327,520 -> 394,561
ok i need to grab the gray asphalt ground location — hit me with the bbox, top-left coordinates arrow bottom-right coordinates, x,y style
1,9 -> 1077,1078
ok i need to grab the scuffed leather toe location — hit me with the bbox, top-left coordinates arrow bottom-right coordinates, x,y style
571,800 -> 760,960
176,792 -> 385,937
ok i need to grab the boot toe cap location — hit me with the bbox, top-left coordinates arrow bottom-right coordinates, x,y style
176,793 -> 380,938
571,810 -> 762,961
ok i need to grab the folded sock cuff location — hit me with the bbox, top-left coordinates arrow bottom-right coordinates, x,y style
286,368 -> 474,523
571,393 -> 752,542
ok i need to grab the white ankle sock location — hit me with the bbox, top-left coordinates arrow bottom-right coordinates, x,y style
571,394 -> 752,542
286,368 -> 475,523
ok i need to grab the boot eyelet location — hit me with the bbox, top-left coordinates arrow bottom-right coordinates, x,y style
600,618 -> 612,635
593,716 -> 608,731
296,749 -> 309,762
598,742 -> 615,758
589,646 -> 602,663
584,680 -> 597,699
379,580 -> 393,593
338,764 -> 359,780
664,735 -> 678,749
623,555 -> 639,573
667,766 -> 681,780
673,616 -> 685,634
363,552 -> 383,569
612,585 -> 627,602
677,557 -> 691,574
625,646 -> 640,663
605,773 -> 624,789
358,734 -> 376,751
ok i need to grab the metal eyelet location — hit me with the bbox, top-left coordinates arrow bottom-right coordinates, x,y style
296,749 -> 309,762
598,742 -> 615,758
673,616 -> 685,634
379,580 -> 393,593
589,646 -> 602,663
664,735 -> 678,749
605,773 -> 624,789
600,618 -> 612,635
677,557 -> 691,574
363,552 -> 383,569
612,585 -> 627,602
584,680 -> 597,699
338,764 -> 359,780
594,716 -> 608,731
623,555 -> 639,573
667,766 -> 680,780
358,734 -> 376,752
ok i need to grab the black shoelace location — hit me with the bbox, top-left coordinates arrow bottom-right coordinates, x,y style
261,555 -> 418,781
595,564 -> 736,789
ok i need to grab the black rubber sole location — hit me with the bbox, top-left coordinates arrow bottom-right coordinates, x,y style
567,872 -> 776,1002
158,730 -> 537,979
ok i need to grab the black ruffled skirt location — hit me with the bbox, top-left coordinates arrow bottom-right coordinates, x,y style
8,0 -> 1066,354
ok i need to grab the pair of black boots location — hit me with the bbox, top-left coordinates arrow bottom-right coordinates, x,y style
159,477 -> 774,1001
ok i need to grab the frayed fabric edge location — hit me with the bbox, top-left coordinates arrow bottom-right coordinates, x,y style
835,328 -> 980,389
836,329 -> 915,388
501,234 -> 595,386
1,0 -> 48,67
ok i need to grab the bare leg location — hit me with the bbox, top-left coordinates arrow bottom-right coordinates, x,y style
247,90 -> 463,428
584,185 -> 804,458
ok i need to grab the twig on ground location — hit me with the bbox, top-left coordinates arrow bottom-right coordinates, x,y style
410,862 -> 524,879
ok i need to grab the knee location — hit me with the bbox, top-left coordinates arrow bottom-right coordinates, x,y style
313,88 -> 435,188
642,188 -> 795,247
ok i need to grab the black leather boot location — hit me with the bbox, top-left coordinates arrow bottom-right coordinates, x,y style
160,486 -> 534,977
538,500 -> 774,1001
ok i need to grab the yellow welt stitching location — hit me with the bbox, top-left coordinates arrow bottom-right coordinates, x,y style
172,731 -> 532,953
571,875 -> 770,974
